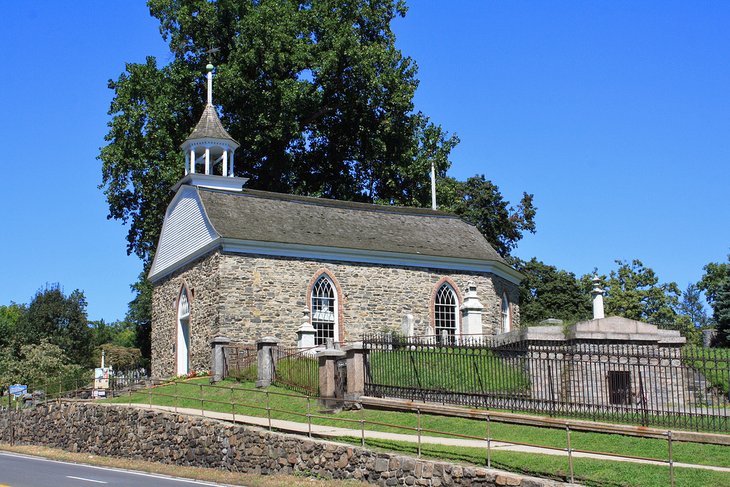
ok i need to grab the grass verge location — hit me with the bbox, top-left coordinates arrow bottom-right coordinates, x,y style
345,437 -> 730,487
107,378 -> 730,484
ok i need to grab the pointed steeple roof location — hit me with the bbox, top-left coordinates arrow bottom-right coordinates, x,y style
184,104 -> 239,145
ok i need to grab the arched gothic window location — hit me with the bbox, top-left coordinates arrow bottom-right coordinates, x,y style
434,283 -> 459,341
501,292 -> 511,333
311,275 -> 337,345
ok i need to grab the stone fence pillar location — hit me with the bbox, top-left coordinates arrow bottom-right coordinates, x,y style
209,336 -> 231,383
317,348 -> 346,408
343,342 -> 367,401
256,336 -> 279,388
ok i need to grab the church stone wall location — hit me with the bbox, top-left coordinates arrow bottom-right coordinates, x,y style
151,252 -> 222,378
151,251 -> 520,378
214,253 -> 520,347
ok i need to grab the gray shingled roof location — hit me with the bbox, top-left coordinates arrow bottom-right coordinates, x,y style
185,105 -> 238,144
197,188 -> 506,263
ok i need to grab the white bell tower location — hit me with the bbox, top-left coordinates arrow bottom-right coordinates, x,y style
176,64 -> 248,192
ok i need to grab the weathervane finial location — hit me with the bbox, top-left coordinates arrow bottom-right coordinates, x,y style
206,63 -> 214,105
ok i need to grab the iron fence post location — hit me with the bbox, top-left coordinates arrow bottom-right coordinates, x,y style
668,430 -> 674,487
230,386 -> 235,422
566,425 -> 574,484
486,414 -> 491,468
174,380 -> 178,413
360,419 -> 365,447
148,381 -> 152,408
200,383 -> 204,416
266,391 -> 271,431
417,407 -> 422,458
307,395 -> 312,438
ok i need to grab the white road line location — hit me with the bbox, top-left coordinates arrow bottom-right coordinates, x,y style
0,452 -> 226,485
66,476 -> 108,484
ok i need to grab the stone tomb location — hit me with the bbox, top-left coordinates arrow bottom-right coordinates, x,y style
508,317 -> 703,411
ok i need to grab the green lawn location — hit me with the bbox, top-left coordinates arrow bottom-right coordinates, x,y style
683,345 -> 730,396
368,348 -> 530,394
107,377 -> 730,486
351,437 -> 730,487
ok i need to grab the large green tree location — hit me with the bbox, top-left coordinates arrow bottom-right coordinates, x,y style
679,283 -> 711,330
100,0 -> 535,266
602,259 -> 682,326
699,256 -> 729,307
101,1 -> 537,361
0,303 -> 24,351
15,285 -> 92,367
702,257 -> 730,346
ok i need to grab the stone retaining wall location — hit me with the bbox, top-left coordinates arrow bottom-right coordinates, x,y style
0,403 -> 565,487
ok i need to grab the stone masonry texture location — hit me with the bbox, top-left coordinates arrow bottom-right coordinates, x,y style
152,250 -> 520,378
0,403 -> 565,487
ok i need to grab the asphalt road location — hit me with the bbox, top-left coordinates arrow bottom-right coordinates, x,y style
0,452 -> 232,487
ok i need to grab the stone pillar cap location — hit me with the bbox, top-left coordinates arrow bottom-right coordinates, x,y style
209,336 -> 232,345
256,336 -> 279,345
316,349 -> 347,358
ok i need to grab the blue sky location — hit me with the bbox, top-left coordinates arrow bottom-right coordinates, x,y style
1,2 -> 728,321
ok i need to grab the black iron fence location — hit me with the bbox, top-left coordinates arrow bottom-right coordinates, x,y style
362,333 -> 730,432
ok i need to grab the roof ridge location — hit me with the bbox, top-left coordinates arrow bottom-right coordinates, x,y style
199,187 -> 457,218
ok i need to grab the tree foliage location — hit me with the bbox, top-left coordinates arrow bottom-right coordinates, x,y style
126,273 -> 153,367
94,344 -> 144,373
512,257 -> 590,324
602,259 -> 682,326
698,257 -> 729,307
0,303 -> 24,351
90,319 -> 138,350
100,0 -> 535,266
679,283 -> 711,330
442,176 -> 536,257
709,263 -> 730,346
101,1 -> 538,362
15,284 -> 92,367
0,340 -> 81,387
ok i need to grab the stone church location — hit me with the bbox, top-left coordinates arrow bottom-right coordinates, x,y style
149,67 -> 522,377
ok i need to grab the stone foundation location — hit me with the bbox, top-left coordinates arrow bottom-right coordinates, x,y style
0,403 -> 564,487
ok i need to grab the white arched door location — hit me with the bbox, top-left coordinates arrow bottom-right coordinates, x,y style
177,289 -> 191,375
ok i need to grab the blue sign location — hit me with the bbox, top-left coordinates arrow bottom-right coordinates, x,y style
9,384 -> 27,397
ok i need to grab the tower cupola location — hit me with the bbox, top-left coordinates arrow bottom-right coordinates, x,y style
176,64 -> 247,192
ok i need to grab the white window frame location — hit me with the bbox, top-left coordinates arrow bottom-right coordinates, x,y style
434,282 -> 459,342
311,274 -> 338,345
